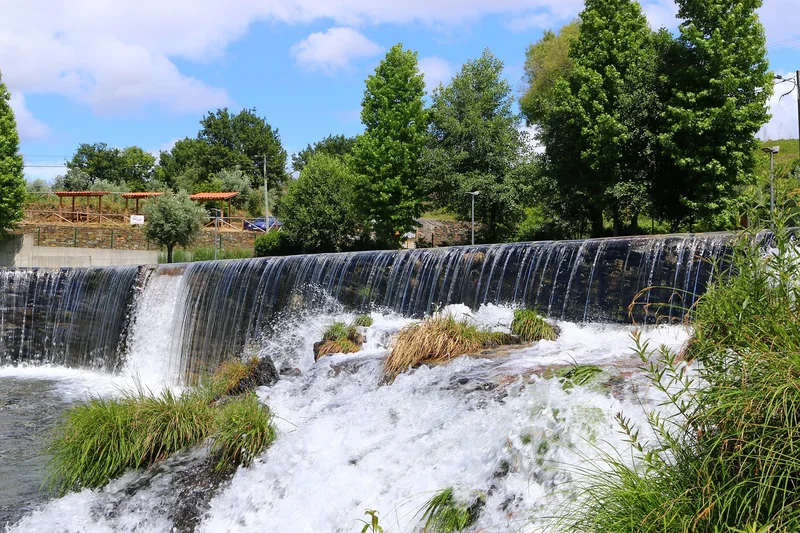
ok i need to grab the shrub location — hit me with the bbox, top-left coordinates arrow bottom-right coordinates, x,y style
383,314 -> 517,381
211,393 -> 276,470
510,309 -> 557,342
254,231 -> 296,257
417,488 -> 483,533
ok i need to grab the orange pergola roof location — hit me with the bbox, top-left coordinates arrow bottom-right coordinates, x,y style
189,192 -> 239,201
54,191 -> 110,197
121,192 -> 163,199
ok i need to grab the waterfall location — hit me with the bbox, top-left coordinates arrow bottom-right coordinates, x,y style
0,232 -> 734,379
0,266 -> 140,370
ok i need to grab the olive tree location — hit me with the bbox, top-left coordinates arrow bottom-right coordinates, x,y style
143,191 -> 207,263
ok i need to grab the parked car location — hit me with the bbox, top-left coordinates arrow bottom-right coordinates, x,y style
243,216 -> 282,232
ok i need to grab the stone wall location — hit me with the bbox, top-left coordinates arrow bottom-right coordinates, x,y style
18,224 -> 257,252
414,218 -> 474,247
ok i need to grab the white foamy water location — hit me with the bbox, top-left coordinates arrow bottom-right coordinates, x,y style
123,269 -> 185,390
8,306 -> 690,533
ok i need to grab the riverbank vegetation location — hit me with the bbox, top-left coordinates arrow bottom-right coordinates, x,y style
313,315 -> 373,360
560,220 -> 800,531
47,360 -> 277,495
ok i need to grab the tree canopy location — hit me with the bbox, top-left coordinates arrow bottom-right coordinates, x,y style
0,71 -> 26,237
292,134 -> 356,173
64,143 -> 156,192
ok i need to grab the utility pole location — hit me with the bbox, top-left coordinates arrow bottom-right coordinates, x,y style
264,154 -> 269,231
796,70 -> 799,157
762,146 -> 780,212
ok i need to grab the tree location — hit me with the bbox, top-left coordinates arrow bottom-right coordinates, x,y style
119,146 -> 156,192
292,134 -> 356,173
143,191 -> 207,263
66,143 -> 123,186
155,138 -> 209,190
280,153 -> 363,253
198,108 -> 287,190
657,0 -> 771,229
537,0 -> 656,236
52,168 -> 92,191
520,21 -> 581,126
425,49 -> 530,242
215,168 -> 252,209
352,44 -> 428,245
0,72 -> 26,237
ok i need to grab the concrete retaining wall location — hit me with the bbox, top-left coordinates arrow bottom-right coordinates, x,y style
0,234 -> 159,268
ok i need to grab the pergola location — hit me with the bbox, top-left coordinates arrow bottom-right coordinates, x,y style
121,192 -> 163,214
189,192 -> 239,218
55,191 -> 110,222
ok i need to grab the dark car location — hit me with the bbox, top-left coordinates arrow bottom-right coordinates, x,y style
243,216 -> 282,232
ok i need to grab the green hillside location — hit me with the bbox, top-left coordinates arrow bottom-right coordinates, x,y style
756,138 -> 799,176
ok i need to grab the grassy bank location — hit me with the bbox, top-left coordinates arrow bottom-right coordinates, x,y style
561,220 -> 800,532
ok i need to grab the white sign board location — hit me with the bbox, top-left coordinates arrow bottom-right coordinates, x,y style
129,215 -> 145,225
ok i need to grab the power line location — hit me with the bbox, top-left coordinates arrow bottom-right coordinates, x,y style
24,165 -> 67,168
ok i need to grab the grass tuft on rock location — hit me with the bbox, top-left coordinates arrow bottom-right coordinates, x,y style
417,487 -> 483,533
211,393 -> 276,470
47,380 -> 277,495
352,314 -> 374,328
383,314 -> 517,381
510,309 -> 557,342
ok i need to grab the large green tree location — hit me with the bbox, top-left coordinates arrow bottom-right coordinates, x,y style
0,72 -> 26,237
520,21 -> 581,126
538,0 -> 656,236
198,108 -> 287,190
425,49 -> 530,242
292,134 -> 356,173
280,153 -> 363,253
657,0 -> 771,229
157,109 -> 287,193
66,143 -> 155,191
143,191 -> 207,263
352,44 -> 428,245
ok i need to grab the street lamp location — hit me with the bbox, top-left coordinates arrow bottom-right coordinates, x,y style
761,146 -> 780,213
466,191 -> 480,245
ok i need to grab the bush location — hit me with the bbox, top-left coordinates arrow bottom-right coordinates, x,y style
510,309 -> 558,342
383,314 -> 517,381
254,231 -> 296,257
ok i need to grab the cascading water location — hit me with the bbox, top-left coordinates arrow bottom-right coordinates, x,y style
0,233 -> 732,531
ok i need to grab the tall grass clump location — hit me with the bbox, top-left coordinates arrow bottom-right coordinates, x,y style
384,313 -> 516,380
511,309 -> 558,342
48,380 -> 277,494
560,218 -> 800,532
211,393 -> 276,470
315,318 -> 372,360
416,488 -> 483,532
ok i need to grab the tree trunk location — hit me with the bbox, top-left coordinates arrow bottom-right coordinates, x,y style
590,210 -> 604,238
167,244 -> 173,263
631,212 -> 639,234
613,216 -> 622,237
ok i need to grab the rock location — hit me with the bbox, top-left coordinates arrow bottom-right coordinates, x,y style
252,355 -> 279,387
279,364 -> 302,377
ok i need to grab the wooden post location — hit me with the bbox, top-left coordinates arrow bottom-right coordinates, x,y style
135,198 -> 140,214
98,195 -> 103,224
71,196 -> 75,221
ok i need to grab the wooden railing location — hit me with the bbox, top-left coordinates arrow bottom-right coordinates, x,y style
22,210 -> 275,233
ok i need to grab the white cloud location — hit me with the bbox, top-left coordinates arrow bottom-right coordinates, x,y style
290,27 -> 382,75
520,125 -> 544,153
418,56 -> 455,90
8,92 -> 50,140
758,76 -> 798,141
0,0 -> 793,117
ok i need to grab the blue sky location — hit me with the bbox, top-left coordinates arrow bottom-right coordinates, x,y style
2,0 -> 797,182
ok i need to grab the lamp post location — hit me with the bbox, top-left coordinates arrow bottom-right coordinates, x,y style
761,146 -> 780,213
263,155 -> 270,232
466,191 -> 480,245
